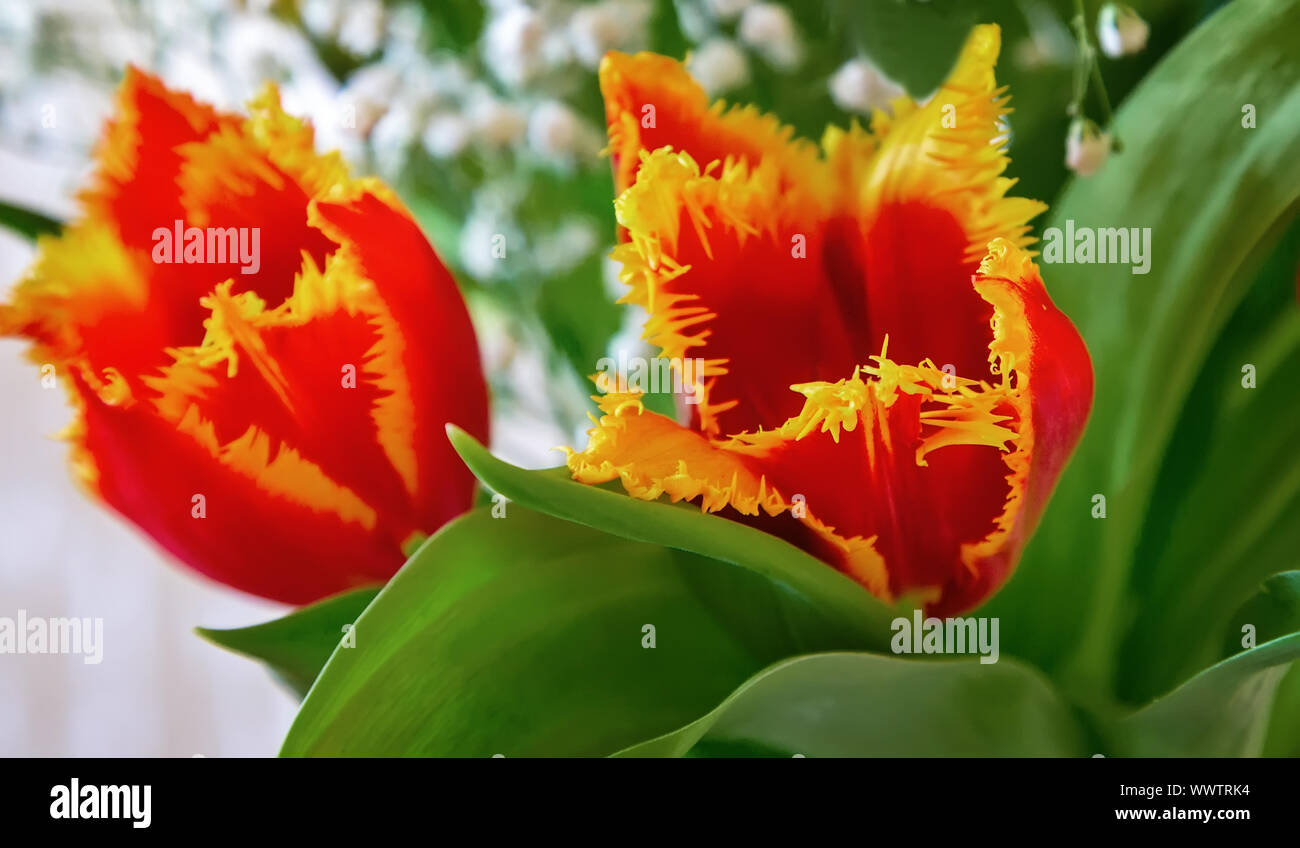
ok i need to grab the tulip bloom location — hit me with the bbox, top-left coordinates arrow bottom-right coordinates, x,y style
567,25 -> 1093,615
1,70 -> 488,604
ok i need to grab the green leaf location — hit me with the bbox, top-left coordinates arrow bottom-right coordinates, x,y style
615,652 -> 1089,757
196,586 -> 379,698
841,1 -> 977,97
983,0 -> 1300,699
447,426 -> 903,645
536,251 -> 622,384
1111,633 -> 1300,757
1263,664 -> 1300,757
1223,571 -> 1300,659
1222,571 -> 1300,757
282,507 -> 889,756
0,199 -> 61,241
1112,221 -> 1300,701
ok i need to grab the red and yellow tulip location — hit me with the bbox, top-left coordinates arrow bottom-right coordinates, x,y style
566,25 -> 1093,616
1,70 -> 489,604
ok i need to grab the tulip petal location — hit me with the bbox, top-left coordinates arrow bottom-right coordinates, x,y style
309,188 -> 491,525
70,373 -> 397,605
601,26 -> 1046,442
570,239 -> 1090,614
599,50 -> 824,201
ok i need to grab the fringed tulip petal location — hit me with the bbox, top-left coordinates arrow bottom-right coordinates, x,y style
573,26 -> 1093,615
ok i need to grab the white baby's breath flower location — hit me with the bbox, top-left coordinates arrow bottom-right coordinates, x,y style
706,0 -> 754,22
422,113 -> 472,159
1097,3 -> 1149,58
568,0 -> 651,69
527,100 -> 602,163
368,101 -> 422,176
338,63 -> 400,135
828,57 -> 903,115
1065,117 -> 1111,176
468,93 -> 528,149
738,3 -> 802,69
534,219 -> 599,275
300,0 -> 345,41
688,38 -> 750,95
336,0 -> 386,57
483,2 -> 546,86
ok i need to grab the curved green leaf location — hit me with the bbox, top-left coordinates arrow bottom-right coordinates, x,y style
1112,633 -> 1300,757
1222,571 -> 1300,659
282,507 -> 887,756
1222,571 -> 1300,757
447,426 -> 903,648
615,652 -> 1088,757
196,586 -> 379,698
0,199 -> 61,241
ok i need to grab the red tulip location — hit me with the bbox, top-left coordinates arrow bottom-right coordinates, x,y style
566,25 -> 1093,615
1,69 -> 489,603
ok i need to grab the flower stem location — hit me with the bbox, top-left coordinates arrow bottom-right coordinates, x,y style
1070,0 -> 1122,151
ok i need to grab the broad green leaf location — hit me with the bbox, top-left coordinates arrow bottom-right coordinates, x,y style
0,200 -> 61,241
1221,571 -> 1300,757
1111,633 -> 1300,757
983,0 -> 1300,699
447,426 -> 903,646
1263,664 -> 1300,757
196,586 -> 379,698
1113,219 -> 1300,700
615,652 -> 1088,757
1222,571 -> 1300,660
282,507 -> 887,756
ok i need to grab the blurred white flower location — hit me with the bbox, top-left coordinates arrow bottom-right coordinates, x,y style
369,101 -> 423,176
468,93 -> 528,149
1097,3 -> 1149,58
534,219 -> 599,275
300,0 -> 345,41
158,38 -> 229,109
688,38 -> 750,95
222,12 -> 339,117
336,0 -> 386,57
484,2 -> 547,86
422,112 -> 472,159
828,57 -> 903,115
738,3 -> 802,69
568,0 -> 651,69
460,209 -> 511,280
339,63 -> 401,136
706,0 -> 754,22
1065,117 -> 1111,176
527,100 -> 602,163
